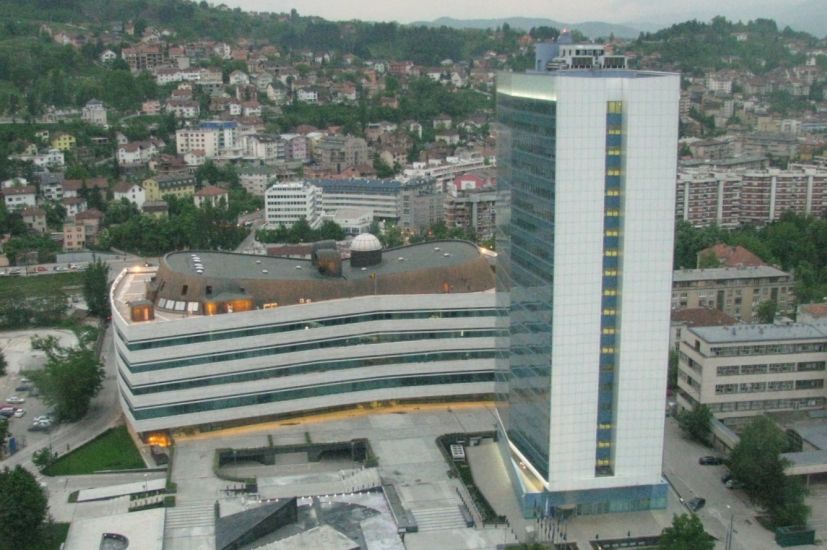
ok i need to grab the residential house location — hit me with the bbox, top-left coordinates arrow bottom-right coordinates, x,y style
51,133 -> 76,151
62,222 -> 86,251
143,172 -> 197,201
113,181 -> 146,209
62,196 -> 88,218
3,185 -> 37,210
433,114 -> 452,130
142,100 -> 161,115
296,89 -> 319,104
229,70 -> 250,86
37,172 -> 64,201
166,99 -> 200,119
142,200 -> 169,218
194,185 -> 229,208
117,141 -> 158,167
20,207 -> 47,233
100,49 -> 118,63
62,178 -> 108,199
184,150 -> 207,166
74,208 -> 103,243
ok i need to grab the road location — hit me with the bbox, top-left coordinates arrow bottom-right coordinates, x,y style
235,212 -> 265,254
1,326 -> 122,471
663,417 -> 780,550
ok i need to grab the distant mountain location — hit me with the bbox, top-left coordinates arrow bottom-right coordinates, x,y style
410,17 -> 643,39
774,0 -> 827,38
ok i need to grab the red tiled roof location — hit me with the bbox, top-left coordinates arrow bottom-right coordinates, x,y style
700,244 -> 767,268
75,207 -> 103,220
195,185 -> 228,197
671,308 -> 739,327
3,185 -> 36,195
800,303 -> 827,318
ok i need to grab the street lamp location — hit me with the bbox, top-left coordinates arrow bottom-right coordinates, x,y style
143,473 -> 148,494
725,504 -> 734,550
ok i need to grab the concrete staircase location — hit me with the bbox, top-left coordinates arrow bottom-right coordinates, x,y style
410,505 -> 469,531
165,499 -> 215,530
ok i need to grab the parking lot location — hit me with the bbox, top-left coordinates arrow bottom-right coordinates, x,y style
0,329 -> 79,456
663,417 -> 825,549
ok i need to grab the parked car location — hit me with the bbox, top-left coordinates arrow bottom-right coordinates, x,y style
686,497 -> 706,512
35,266 -> 47,273
33,415 -> 52,424
53,266 -> 66,271
698,456 -> 724,465
721,472 -> 732,484
69,263 -> 79,270
13,409 -> 25,418
6,396 -> 25,404
726,478 -> 744,489
15,384 -> 31,392
0,407 -> 16,418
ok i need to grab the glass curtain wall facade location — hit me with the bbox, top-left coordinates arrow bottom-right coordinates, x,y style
495,94 -> 557,480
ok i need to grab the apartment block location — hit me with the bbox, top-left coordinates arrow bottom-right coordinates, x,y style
672,266 -> 794,322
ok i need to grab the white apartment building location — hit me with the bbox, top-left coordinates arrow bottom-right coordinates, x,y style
677,324 -> 827,429
176,121 -> 239,159
113,182 -> 146,209
265,181 -> 323,229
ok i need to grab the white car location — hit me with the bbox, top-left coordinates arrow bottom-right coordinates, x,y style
13,409 -> 25,418
6,396 -> 25,404
33,415 -> 52,424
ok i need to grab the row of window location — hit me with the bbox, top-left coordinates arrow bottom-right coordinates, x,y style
127,371 -> 495,420
708,397 -> 824,413
709,343 -> 826,357
122,328 -> 501,372
714,379 -> 823,394
126,349 -> 496,395
716,361 -> 826,376
120,308 -> 498,350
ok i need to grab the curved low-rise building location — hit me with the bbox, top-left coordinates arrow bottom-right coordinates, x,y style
111,238 -> 497,435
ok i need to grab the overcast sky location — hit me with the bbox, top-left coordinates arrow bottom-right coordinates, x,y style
217,0 -> 795,25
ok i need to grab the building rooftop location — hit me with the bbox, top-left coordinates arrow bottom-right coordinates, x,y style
700,244 -> 767,268
114,240 -> 495,324
671,308 -> 738,327
164,240 -> 480,282
689,323 -> 827,344
673,265 -> 790,282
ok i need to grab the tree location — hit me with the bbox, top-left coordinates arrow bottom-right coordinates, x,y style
659,514 -> 713,550
697,249 -> 721,268
677,404 -> 712,445
32,447 -> 56,471
0,465 -> 49,550
729,415 -> 809,526
28,340 -> 104,422
756,300 -> 777,324
667,350 -> 679,389
82,259 -> 110,318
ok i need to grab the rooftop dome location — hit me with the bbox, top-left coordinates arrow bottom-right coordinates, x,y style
351,233 -> 382,252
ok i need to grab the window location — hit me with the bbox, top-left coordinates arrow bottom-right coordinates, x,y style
181,285 -> 188,296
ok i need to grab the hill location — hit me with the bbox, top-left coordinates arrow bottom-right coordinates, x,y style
410,16 -> 643,39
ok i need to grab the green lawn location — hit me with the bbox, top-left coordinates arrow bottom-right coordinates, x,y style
0,271 -> 83,299
44,426 -> 146,475
40,522 -> 70,550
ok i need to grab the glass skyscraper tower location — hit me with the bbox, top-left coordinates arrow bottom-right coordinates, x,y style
495,39 -> 680,516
